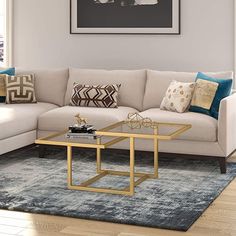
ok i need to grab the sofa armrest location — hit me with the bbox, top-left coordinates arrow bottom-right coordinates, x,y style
218,93 -> 236,157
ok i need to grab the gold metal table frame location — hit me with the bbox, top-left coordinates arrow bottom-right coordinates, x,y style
36,121 -> 191,196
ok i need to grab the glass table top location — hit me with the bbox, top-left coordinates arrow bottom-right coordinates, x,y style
35,120 -> 191,148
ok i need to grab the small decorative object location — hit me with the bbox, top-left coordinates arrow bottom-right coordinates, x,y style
69,124 -> 95,134
126,113 -> 144,129
142,117 -> 153,127
125,113 -> 156,129
74,113 -> 88,125
70,0 -> 180,34
67,124 -> 97,139
67,114 -> 97,139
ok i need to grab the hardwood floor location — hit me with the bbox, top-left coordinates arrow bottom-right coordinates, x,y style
0,153 -> 236,236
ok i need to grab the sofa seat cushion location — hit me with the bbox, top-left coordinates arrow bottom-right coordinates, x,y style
38,106 -> 138,131
139,109 -> 217,142
0,103 -> 58,140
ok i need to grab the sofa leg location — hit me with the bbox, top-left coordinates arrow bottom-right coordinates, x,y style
218,158 -> 227,174
38,145 -> 45,158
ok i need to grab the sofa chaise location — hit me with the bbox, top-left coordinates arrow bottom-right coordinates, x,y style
0,68 -> 235,173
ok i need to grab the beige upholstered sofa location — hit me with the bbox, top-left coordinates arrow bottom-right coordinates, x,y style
0,68 -> 235,173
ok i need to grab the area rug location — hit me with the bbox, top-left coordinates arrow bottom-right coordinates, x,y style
0,146 -> 236,231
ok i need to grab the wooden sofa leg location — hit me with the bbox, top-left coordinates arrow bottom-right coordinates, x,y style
218,158 -> 227,174
38,145 -> 45,158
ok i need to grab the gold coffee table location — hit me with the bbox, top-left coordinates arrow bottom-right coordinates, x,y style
35,121 -> 191,196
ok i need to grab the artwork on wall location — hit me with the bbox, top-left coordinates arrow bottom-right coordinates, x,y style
70,0 -> 180,34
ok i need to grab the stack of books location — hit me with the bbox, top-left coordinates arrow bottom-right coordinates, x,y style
66,124 -> 97,139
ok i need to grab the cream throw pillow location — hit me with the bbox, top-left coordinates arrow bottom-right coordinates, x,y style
160,80 -> 195,113
191,79 -> 219,110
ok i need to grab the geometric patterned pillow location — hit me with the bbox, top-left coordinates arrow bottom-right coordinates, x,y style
5,74 -> 37,104
160,80 -> 196,113
70,83 -> 121,108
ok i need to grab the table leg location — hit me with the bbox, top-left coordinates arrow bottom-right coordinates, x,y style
154,127 -> 159,178
130,137 -> 135,195
67,146 -> 72,187
96,137 -> 102,173
38,145 -> 45,158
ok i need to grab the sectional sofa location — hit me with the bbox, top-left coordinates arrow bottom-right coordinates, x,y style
0,68 -> 235,173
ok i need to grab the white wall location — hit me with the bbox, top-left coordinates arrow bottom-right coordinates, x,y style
13,0 -> 234,72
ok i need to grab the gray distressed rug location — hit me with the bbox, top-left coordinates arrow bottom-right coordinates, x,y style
0,146 -> 236,231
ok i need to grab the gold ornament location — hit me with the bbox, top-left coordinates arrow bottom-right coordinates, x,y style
75,113 -> 87,125
126,113 -> 143,129
125,113 -> 158,129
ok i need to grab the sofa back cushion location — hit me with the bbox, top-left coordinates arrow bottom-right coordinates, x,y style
143,70 -> 234,110
16,68 -> 69,106
65,68 -> 147,111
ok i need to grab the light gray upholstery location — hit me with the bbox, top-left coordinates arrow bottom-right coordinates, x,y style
0,131 -> 36,156
38,106 -> 138,131
218,93 -> 236,156
65,68 -> 147,111
143,70 -> 234,110
0,68 -> 235,158
0,102 -> 58,140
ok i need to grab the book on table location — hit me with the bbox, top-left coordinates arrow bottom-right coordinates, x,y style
66,124 -> 97,139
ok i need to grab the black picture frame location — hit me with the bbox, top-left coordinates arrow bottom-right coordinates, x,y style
70,0 -> 181,35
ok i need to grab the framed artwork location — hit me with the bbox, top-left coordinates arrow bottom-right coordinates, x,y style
70,0 -> 180,35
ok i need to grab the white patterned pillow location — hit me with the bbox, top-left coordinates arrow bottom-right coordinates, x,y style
5,74 -> 37,104
160,81 -> 195,113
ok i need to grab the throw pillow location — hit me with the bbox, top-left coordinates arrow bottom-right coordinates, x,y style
0,67 -> 15,102
0,74 -> 7,103
5,74 -> 37,104
0,67 -> 15,76
70,84 -> 121,108
189,72 -> 233,119
160,80 -> 195,113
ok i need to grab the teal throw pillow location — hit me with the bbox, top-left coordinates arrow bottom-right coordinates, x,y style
0,68 -> 15,102
0,68 -> 15,76
189,72 -> 233,119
